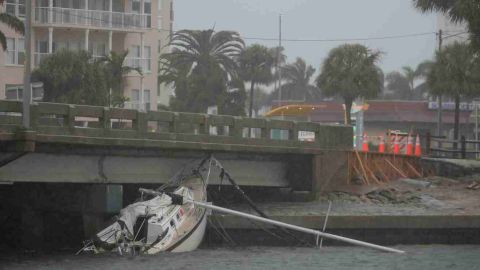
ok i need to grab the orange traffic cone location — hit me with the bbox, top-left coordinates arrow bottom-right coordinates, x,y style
378,136 -> 385,153
414,134 -> 422,157
393,134 -> 400,154
406,134 -> 414,156
362,133 -> 369,152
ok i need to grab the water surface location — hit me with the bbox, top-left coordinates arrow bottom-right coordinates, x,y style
2,245 -> 479,270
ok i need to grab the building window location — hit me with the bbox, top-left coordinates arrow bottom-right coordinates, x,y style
5,38 -> 25,65
131,0 -> 140,13
5,85 -> 23,100
131,89 -> 140,110
5,84 -> 43,101
144,89 -> 151,110
144,46 -> 151,72
6,0 -> 25,18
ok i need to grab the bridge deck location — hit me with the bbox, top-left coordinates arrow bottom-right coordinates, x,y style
0,101 -> 352,154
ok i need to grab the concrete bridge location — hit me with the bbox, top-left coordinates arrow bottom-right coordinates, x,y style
0,100 -> 353,249
0,100 -> 353,190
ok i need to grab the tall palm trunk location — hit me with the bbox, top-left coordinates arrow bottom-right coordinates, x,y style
248,80 -> 256,118
454,95 -> 460,149
344,98 -> 353,125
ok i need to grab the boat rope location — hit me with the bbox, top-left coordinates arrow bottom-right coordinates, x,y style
210,157 -> 313,247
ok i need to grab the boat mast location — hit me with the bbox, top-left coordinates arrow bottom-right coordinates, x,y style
188,199 -> 405,254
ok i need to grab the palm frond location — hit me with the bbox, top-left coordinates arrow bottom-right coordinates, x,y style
0,13 -> 25,35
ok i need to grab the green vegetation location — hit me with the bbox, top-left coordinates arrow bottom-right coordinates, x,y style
316,44 -> 383,125
32,50 -> 135,107
427,42 -> 480,142
159,29 -> 245,115
0,0 -> 24,50
280,57 -> 321,102
413,0 -> 480,50
238,44 -> 274,117
100,51 -> 142,108
385,61 -> 432,100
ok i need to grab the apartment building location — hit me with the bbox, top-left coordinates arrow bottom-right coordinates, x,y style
0,0 -> 174,110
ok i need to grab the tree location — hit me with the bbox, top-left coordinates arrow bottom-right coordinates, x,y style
0,0 -> 24,50
238,44 -> 274,118
100,51 -> 141,107
413,0 -> 480,49
280,57 -> 321,102
159,29 -> 244,113
385,71 -> 412,99
316,44 -> 383,125
427,41 -> 480,142
385,62 -> 432,100
32,50 -> 109,106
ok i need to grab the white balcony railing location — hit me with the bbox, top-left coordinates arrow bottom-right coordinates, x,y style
34,7 -> 151,30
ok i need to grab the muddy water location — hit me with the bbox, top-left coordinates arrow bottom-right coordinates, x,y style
2,245 -> 480,270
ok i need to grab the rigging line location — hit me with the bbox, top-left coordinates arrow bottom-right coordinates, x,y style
242,32 -> 436,42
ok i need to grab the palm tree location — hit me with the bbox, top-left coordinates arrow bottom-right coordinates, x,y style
100,51 -> 142,107
413,0 -> 480,49
159,29 -> 244,113
316,44 -> 383,125
238,44 -> 274,118
161,29 -> 244,79
0,0 -> 25,50
427,41 -> 480,143
386,62 -> 433,100
280,57 -> 320,102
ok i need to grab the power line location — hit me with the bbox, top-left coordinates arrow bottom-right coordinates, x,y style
40,8 -> 440,44
242,32 -> 436,43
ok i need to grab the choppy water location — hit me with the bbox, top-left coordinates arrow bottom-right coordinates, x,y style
2,246 -> 480,270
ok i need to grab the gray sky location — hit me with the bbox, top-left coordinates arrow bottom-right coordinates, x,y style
173,0 -> 437,75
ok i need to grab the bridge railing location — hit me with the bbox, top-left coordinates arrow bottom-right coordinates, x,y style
0,100 -> 353,151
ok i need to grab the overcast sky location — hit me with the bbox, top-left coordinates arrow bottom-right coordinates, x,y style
173,0 -> 437,76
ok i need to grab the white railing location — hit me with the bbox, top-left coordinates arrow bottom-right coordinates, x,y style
124,57 -> 151,72
34,7 -> 151,30
34,52 -> 51,66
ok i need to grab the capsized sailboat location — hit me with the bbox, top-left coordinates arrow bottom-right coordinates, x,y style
78,158 -> 212,255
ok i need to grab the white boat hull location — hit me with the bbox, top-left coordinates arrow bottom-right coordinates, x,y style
171,213 -> 207,253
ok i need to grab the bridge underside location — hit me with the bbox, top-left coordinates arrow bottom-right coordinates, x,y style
0,142 -> 322,189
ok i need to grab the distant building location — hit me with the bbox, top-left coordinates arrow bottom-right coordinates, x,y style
0,0 -> 174,110
266,100 -> 477,140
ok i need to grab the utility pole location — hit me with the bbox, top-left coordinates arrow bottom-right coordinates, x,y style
436,29 -> 443,137
22,1 -> 32,128
277,14 -> 282,109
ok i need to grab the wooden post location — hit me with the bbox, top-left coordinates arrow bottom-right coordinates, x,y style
461,135 -> 466,159
426,132 -> 431,156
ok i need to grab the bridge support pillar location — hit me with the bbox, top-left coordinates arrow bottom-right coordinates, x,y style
311,151 -> 350,198
82,184 -> 123,238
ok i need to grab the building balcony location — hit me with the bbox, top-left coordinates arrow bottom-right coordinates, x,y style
34,7 -> 151,31
124,57 -> 151,73
34,53 -> 151,74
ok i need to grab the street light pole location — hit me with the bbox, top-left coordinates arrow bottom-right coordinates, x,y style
436,30 -> 443,137
22,0 -> 32,128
